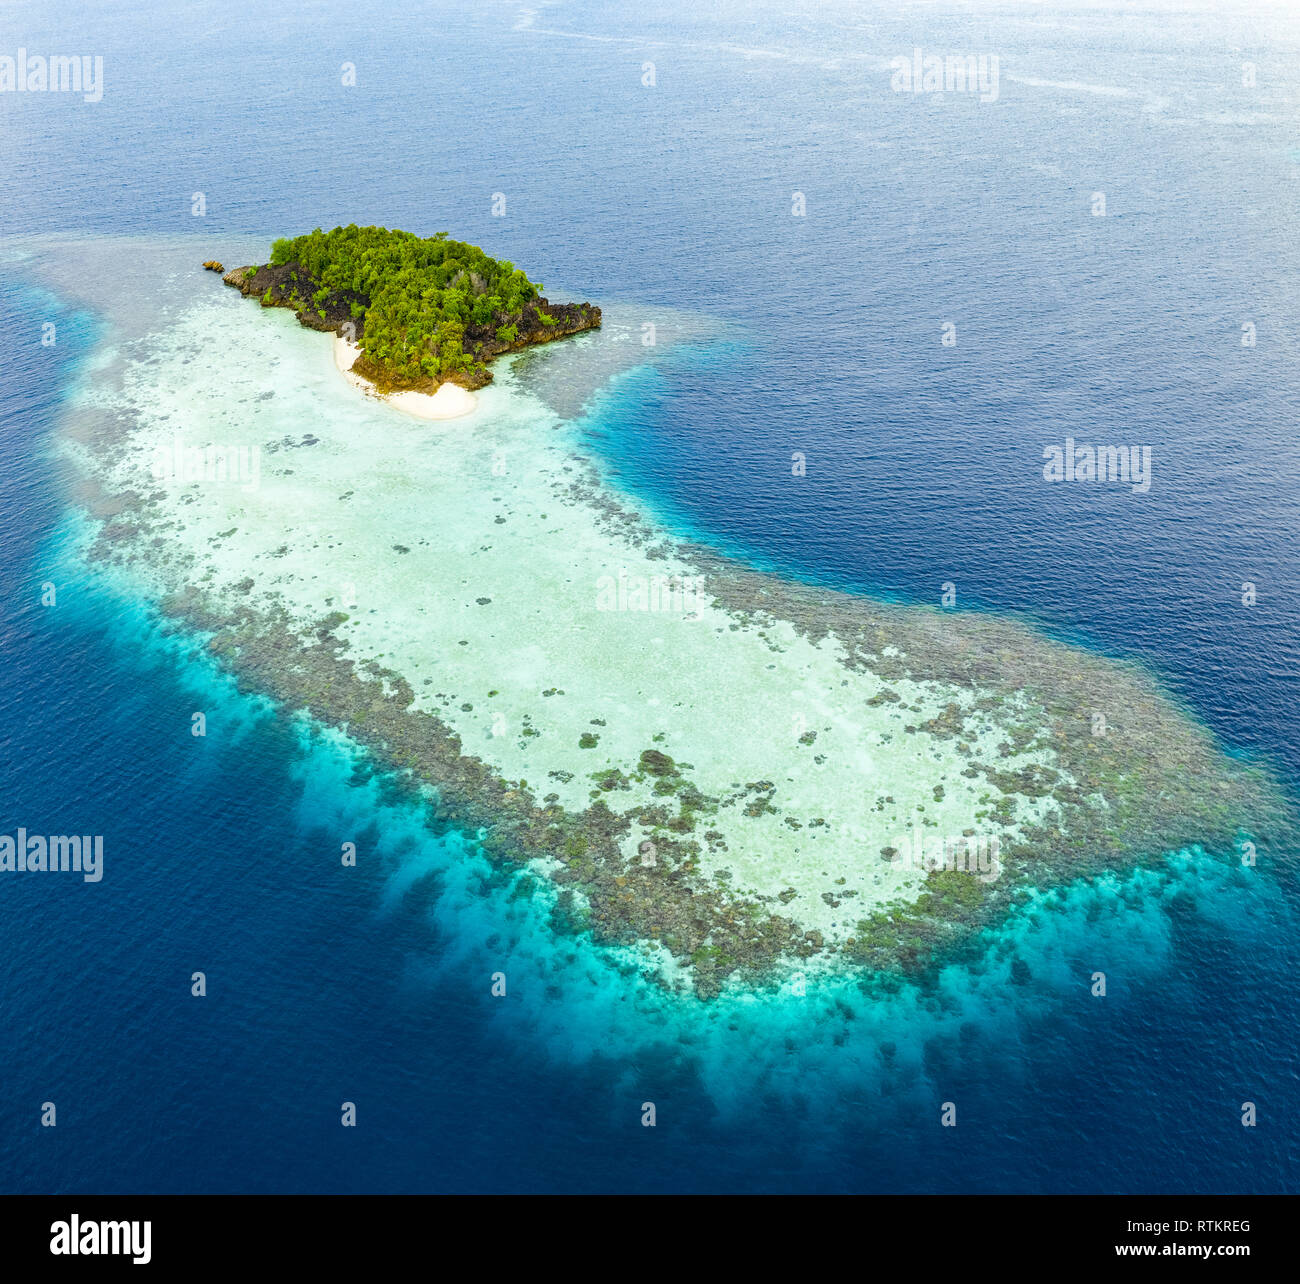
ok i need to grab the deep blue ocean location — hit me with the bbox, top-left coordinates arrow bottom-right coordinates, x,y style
1,0 -> 1298,1192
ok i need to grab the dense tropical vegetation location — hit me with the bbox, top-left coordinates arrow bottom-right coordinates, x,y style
228,225 -> 599,389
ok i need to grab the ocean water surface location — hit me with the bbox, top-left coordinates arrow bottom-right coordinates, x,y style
1,0 -> 1298,1193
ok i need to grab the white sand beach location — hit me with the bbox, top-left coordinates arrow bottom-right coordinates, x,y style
333,335 -> 477,420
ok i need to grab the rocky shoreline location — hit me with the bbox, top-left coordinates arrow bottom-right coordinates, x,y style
221,260 -> 601,393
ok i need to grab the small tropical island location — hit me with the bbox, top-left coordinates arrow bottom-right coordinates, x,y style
220,224 -> 601,397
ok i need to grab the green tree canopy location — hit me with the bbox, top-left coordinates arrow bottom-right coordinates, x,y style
268,224 -> 546,383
